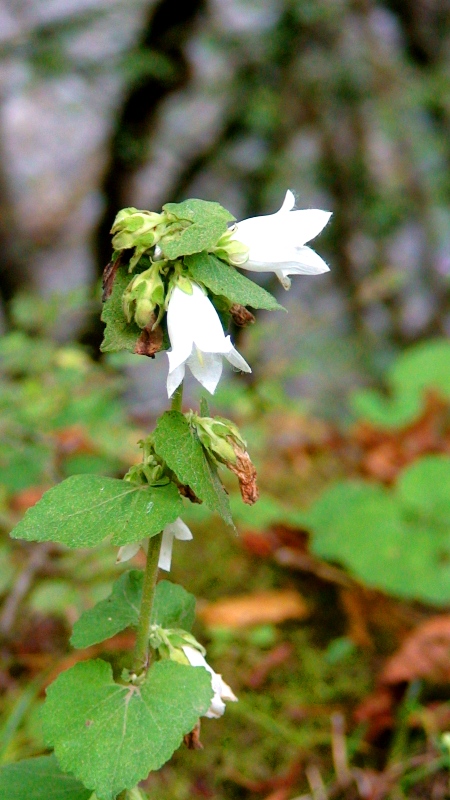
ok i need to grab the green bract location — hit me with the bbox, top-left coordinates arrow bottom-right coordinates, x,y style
153,411 -> 234,526
160,199 -> 234,259
185,252 -> 284,311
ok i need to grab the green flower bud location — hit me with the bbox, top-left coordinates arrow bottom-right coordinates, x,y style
188,412 -> 259,505
124,435 -> 169,486
122,265 -> 165,329
110,208 -> 166,271
110,208 -> 163,239
211,228 -> 249,266
188,412 -> 246,466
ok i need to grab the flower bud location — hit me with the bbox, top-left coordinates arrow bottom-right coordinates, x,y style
111,208 -> 166,271
124,436 -> 168,485
188,412 -> 246,466
212,228 -> 249,266
122,265 -> 165,329
110,208 -> 163,240
188,412 -> 259,505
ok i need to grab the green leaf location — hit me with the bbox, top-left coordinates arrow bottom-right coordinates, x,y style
42,658 -> 213,800
0,755 -> 91,800
306,469 -> 450,605
153,411 -> 233,526
151,579 -> 196,630
100,263 -> 143,353
185,252 -> 284,311
10,475 -> 183,548
351,339 -> 450,428
396,455 -> 450,525
71,570 -> 143,648
161,199 -> 234,259
71,574 -> 195,648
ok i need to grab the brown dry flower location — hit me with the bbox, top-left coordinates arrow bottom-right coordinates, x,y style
230,303 -> 256,327
228,444 -> 259,505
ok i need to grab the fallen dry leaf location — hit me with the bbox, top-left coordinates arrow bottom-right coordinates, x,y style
381,614 -> 450,685
355,614 -> 450,738
198,589 -> 308,628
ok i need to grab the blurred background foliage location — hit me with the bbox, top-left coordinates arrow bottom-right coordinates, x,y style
1,0 -> 450,798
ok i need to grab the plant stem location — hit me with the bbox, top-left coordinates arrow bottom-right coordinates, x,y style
132,532 -> 163,675
131,381 -> 183,675
171,382 -> 183,412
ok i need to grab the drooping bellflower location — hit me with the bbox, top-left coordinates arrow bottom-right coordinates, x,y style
231,189 -> 332,289
166,282 -> 251,397
182,645 -> 238,718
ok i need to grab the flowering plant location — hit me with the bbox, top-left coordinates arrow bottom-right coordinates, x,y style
7,192 -> 330,799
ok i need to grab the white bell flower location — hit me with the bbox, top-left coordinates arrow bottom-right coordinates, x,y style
182,645 -> 238,718
166,282 -> 251,397
116,517 -> 193,571
231,189 -> 332,289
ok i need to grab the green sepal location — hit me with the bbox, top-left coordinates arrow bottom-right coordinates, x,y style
153,411 -> 233,526
42,658 -> 213,800
0,755 -> 91,800
200,396 -> 210,417
71,574 -> 196,648
160,199 -> 234,260
184,251 -> 284,311
10,475 -> 183,548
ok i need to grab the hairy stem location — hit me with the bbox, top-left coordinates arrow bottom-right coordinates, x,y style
131,381 -> 184,676
171,382 -> 183,412
132,532 -> 163,675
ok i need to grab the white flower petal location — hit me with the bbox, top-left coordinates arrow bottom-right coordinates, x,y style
218,678 -> 238,703
284,246 -> 330,275
158,527 -> 175,571
191,288 -> 230,354
226,345 -> 252,373
158,518 -> 192,571
206,695 -> 226,719
167,361 -> 186,398
284,208 -> 332,244
187,350 -> 224,394
165,517 -> 193,541
275,271 -> 291,290
167,343 -> 192,373
277,189 -> 296,213
182,645 -> 237,719
116,542 -> 142,564
183,645 -> 208,669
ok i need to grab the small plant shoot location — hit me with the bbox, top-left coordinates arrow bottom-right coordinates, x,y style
7,192 -> 331,798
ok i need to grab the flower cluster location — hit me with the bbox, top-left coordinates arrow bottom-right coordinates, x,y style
107,190 -> 331,398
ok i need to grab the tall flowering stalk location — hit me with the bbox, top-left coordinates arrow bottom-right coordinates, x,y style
8,192 -> 330,799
